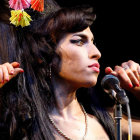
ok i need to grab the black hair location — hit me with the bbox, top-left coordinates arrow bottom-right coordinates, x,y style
0,1 -> 115,139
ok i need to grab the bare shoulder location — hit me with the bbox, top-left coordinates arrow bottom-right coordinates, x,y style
86,113 -> 110,140
87,113 -> 101,126
87,113 -> 105,131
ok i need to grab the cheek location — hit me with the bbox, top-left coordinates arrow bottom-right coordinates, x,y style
58,49 -> 99,87
59,62 -> 98,88
59,49 -> 87,76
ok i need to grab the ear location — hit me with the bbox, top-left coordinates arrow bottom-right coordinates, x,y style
51,55 -> 60,66
51,55 -> 61,74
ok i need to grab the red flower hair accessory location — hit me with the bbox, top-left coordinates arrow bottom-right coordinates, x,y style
9,0 -> 44,27
31,0 -> 44,12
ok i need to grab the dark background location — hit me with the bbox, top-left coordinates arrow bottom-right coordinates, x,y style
56,0 -> 140,117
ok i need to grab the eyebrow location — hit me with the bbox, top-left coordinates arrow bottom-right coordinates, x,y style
72,33 -> 94,41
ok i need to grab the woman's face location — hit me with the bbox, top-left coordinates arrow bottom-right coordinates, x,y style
53,27 -> 101,88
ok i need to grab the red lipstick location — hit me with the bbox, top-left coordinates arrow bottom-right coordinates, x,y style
88,63 -> 100,72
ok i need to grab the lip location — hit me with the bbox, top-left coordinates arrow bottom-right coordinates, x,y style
88,63 -> 100,72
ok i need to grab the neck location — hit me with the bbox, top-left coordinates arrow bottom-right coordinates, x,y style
49,75 -> 82,119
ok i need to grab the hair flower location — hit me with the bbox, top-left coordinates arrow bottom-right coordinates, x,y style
10,10 -> 32,27
31,0 -> 44,12
9,0 -> 44,27
9,0 -> 31,10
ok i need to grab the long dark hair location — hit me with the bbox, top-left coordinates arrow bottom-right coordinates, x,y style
0,1 -> 115,139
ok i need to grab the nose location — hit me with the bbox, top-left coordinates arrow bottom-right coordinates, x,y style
88,43 -> 101,60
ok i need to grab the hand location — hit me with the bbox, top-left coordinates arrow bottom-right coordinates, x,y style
0,62 -> 24,88
105,60 -> 140,101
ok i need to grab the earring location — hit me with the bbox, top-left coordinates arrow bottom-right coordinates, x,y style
49,66 -> 52,79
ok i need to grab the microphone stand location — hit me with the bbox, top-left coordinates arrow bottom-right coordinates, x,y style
101,75 -> 132,140
114,102 -> 122,140
112,88 -> 131,140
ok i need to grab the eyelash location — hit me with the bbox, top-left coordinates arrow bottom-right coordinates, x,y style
70,39 -> 85,46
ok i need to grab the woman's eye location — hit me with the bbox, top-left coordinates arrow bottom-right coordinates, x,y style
70,40 -> 84,46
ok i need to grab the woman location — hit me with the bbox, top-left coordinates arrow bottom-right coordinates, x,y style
0,1 -> 140,140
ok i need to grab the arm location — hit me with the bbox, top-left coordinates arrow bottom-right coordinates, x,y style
122,114 -> 140,140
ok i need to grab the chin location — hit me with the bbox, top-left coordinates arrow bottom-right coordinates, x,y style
84,75 -> 98,87
83,79 -> 97,88
74,74 -> 98,88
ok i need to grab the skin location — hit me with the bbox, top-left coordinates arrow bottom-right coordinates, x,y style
0,27 -> 140,139
0,62 -> 24,88
52,27 -> 101,89
49,27 -> 109,139
106,60 -> 140,101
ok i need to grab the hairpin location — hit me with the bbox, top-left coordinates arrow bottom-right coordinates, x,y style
9,0 -> 44,27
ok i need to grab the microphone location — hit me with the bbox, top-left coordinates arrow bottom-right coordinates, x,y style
101,74 -> 129,104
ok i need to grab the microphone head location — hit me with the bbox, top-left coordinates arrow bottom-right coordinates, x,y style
101,74 -> 129,104
101,74 -> 120,91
